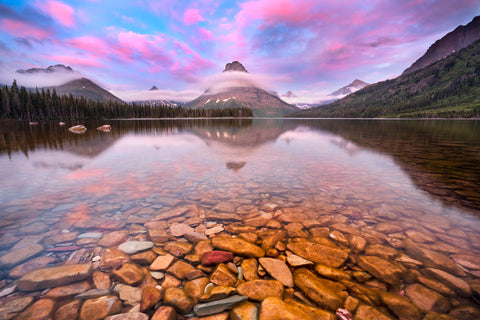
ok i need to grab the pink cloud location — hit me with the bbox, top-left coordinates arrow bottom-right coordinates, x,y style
68,36 -> 108,55
183,8 -> 204,25
196,27 -> 212,40
0,18 -> 51,39
45,54 -> 104,67
36,0 -> 76,27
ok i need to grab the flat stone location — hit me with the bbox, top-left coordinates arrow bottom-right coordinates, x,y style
75,288 -> 111,299
79,295 -> 122,320
423,268 -> 471,297
44,280 -> 91,298
259,257 -> 293,287
210,264 -> 237,287
15,298 -> 55,320
112,263 -> 145,285
405,283 -> 451,313
0,296 -> 33,314
185,232 -> 208,243
150,254 -> 175,271
100,248 -> 131,269
286,251 -> 314,267
167,260 -> 201,280
164,241 -> 192,257
314,264 -> 351,281
44,232 -> 78,246
358,255 -> 405,285
354,305 -> 394,320
92,271 -> 111,290
284,298 -> 335,320
205,225 -> 225,236
293,268 -> 343,311
287,240 -> 348,268
118,241 -> 154,255
77,232 -> 103,239
451,254 -> 480,270
212,235 -> 265,258
418,275 -> 455,296
47,245 -> 81,252
229,301 -> 258,320
237,280 -> 284,301
170,223 -> 194,237
449,305 -> 480,320
18,222 -> 49,235
105,312 -> 149,320
200,285 -> 237,302
259,296 -> 313,320
184,277 -> 209,303
131,250 -> 157,265
164,287 -> 193,314
54,299 -> 81,320
193,295 -> 248,316
17,263 -> 92,291
98,231 -> 128,247
141,285 -> 161,312
405,244 -> 465,276
201,251 -> 234,266
241,259 -> 259,281
0,244 -> 44,268
8,256 -> 57,278
116,284 -> 141,306
156,205 -> 191,220
151,306 -> 176,320
379,291 -> 422,320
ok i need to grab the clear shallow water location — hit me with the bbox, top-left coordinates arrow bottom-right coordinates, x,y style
1,118 -> 480,318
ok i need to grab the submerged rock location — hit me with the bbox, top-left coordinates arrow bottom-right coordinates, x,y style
258,257 -> 293,287
287,240 -> 348,268
212,235 -> 265,258
17,263 -> 93,291
259,296 -> 313,320
193,295 -> 248,316
79,295 -> 122,320
118,241 -> 154,255
237,280 -> 284,301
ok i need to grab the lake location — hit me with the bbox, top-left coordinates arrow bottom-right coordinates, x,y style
0,118 -> 479,319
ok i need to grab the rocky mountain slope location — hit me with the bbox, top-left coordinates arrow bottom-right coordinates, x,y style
54,78 -> 123,103
185,61 -> 298,117
403,15 -> 480,75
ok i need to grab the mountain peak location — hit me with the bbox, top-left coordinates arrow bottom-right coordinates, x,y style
329,79 -> 370,96
223,61 -> 248,73
282,91 -> 297,98
150,86 -> 159,91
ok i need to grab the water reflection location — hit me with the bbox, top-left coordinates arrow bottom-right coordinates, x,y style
1,119 -> 478,212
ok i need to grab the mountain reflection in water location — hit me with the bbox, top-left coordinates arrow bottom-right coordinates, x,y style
1,119 -> 479,212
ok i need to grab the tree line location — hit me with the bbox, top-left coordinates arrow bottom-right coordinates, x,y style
0,81 -> 253,120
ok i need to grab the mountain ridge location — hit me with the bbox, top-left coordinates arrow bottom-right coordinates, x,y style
403,15 -> 480,74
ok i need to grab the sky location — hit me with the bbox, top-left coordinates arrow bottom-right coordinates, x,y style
0,0 -> 479,103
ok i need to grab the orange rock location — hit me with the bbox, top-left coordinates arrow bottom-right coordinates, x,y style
15,299 -> 55,320
112,263 -> 145,285
141,285 -> 161,312
79,296 -> 122,320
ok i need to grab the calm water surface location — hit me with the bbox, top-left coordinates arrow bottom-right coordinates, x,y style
1,119 -> 480,318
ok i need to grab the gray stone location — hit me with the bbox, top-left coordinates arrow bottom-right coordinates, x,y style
193,295 -> 248,316
118,241 -> 154,254
78,232 -> 103,239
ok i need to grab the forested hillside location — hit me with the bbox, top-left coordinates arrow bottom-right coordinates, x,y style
0,81 -> 253,120
290,40 -> 480,118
